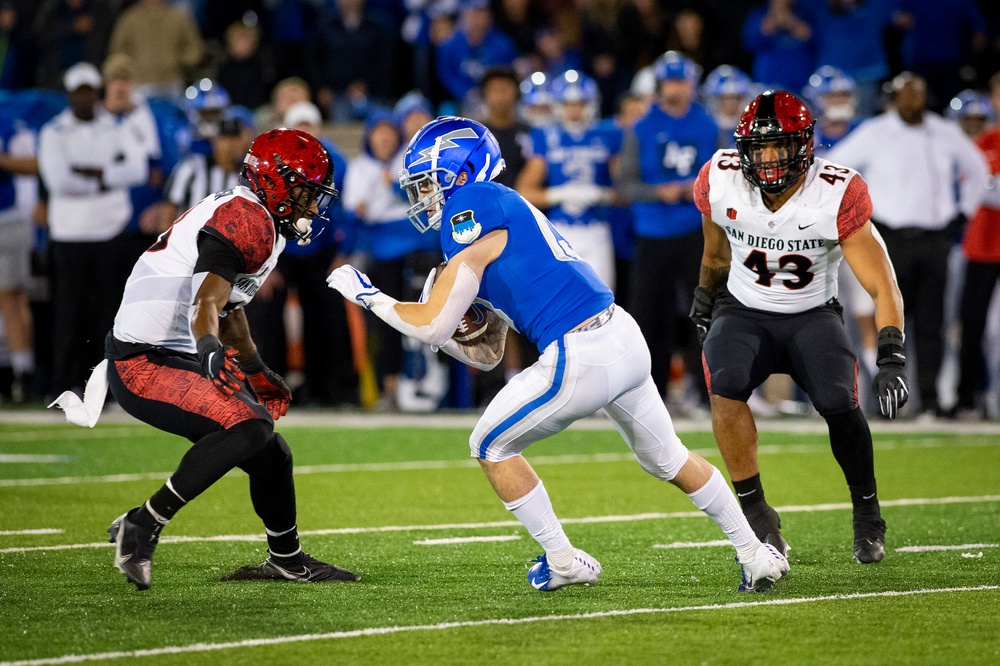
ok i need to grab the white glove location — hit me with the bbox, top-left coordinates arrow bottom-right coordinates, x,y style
419,263 -> 442,304
547,184 -> 612,216
327,265 -> 382,310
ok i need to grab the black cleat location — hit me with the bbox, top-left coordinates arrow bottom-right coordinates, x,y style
108,510 -> 162,590
744,501 -> 791,556
853,516 -> 887,564
262,552 -> 360,582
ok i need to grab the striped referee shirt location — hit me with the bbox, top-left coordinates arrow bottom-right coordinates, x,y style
165,153 -> 242,211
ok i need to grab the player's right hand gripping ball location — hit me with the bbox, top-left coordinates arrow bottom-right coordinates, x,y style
873,326 -> 909,419
689,286 -> 715,345
196,334 -> 245,398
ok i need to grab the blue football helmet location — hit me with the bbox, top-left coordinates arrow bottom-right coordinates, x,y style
702,65 -> 752,98
803,66 -> 856,103
652,51 -> 702,85
947,89 -> 994,121
398,116 -> 506,233
550,70 -> 599,130
520,72 -> 554,128
184,78 -> 230,112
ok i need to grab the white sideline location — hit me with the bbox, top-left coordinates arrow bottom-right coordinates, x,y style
896,543 -> 998,553
0,455 -> 72,464
3,436 -> 997,488
413,535 -> 521,545
1,585 -> 996,666
2,494 -> 998,555
0,529 -> 62,536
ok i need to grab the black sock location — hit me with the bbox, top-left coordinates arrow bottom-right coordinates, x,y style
849,484 -> 881,518
266,526 -> 301,558
732,474 -> 766,510
826,408 -> 876,487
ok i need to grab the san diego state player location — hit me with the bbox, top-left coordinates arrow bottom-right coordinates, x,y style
104,129 -> 358,589
691,91 -> 908,564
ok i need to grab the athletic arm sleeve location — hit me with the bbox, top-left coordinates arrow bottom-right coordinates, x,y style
836,174 -> 873,241
693,160 -> 712,217
194,231 -> 245,283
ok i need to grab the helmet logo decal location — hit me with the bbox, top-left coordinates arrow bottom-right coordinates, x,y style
450,209 -> 481,245
409,128 -> 479,168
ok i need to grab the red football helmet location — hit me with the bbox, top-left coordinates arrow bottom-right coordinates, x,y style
242,128 -> 338,244
734,90 -> 815,194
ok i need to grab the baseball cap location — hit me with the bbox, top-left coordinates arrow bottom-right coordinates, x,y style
64,62 -> 103,92
283,101 -> 322,127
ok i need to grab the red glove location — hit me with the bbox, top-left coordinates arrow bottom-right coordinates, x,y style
241,354 -> 292,420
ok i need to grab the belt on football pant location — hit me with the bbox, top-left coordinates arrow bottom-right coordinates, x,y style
572,304 -> 615,333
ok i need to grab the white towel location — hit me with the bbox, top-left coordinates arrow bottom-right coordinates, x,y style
48,359 -> 110,428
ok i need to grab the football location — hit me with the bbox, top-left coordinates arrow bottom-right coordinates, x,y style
453,303 -> 490,345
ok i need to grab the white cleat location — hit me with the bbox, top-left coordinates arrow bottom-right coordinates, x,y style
738,542 -> 790,592
527,549 -> 602,591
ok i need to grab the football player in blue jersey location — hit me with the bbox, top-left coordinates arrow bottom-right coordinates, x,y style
519,71 -> 555,129
515,70 -> 621,290
328,116 -> 788,593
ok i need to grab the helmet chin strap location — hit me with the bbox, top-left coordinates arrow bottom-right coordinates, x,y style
293,217 -> 313,245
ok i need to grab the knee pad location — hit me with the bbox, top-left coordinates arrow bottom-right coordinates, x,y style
633,435 -> 689,482
811,386 -> 858,417
267,432 -> 294,469
228,418 -> 274,460
708,367 -> 754,402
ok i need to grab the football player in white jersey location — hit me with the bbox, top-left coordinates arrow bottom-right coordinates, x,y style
102,129 -> 357,589
690,91 -> 908,564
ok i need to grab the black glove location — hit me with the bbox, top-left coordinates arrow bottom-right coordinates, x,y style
196,334 -> 245,398
872,326 -> 908,419
241,354 -> 292,420
689,286 -> 715,345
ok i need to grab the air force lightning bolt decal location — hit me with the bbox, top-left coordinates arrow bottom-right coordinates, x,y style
407,128 -> 481,169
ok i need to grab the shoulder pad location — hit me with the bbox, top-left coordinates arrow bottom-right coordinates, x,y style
204,194 -> 275,274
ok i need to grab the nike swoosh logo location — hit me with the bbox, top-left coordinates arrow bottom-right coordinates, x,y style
531,579 -> 547,590
862,493 -> 876,500
798,222 -> 816,230
353,268 -> 373,289
737,490 -> 757,497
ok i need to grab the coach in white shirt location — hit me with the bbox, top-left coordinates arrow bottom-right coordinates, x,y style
38,62 -> 149,395
828,72 -> 989,416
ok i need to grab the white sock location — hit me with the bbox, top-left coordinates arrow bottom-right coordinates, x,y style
687,467 -> 761,562
11,350 -> 34,375
503,481 -> 575,570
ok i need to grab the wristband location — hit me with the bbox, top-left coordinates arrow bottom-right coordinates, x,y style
196,334 -> 223,356
875,326 -> 905,367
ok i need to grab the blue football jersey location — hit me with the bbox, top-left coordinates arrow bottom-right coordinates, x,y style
0,113 -> 18,214
440,181 -> 614,352
631,102 -> 718,239
531,121 -> 623,226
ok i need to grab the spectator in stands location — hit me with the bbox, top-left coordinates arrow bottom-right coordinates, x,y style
528,23 -> 583,79
955,78 -> 1000,420
263,0 -> 320,81
435,0 -> 518,110
828,72 -> 989,418
0,102 -> 39,402
480,68 -> 531,188
245,100 -> 359,406
742,0 -> 813,94
0,1 -> 33,89
400,0 -> 458,109
32,0 -> 114,91
108,0 -> 204,99
798,0 -> 912,116
393,90 -> 435,144
183,78 -> 230,159
340,109 -> 422,410
615,0 -> 670,75
493,0 -> 543,57
615,51 -> 717,409
217,20 -> 274,111
38,62 -> 149,395
254,76 -> 310,131
100,53 -> 163,265
306,0 -> 394,122
900,0 -> 987,110
570,0 -> 629,119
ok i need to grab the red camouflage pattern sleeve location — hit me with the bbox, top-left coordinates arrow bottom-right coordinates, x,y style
694,160 -> 712,218
204,197 -> 275,274
836,174 -> 873,242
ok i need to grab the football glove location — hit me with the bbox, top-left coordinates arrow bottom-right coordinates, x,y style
240,354 -> 292,420
196,334 -> 245,398
689,286 -> 715,345
327,265 -> 382,310
873,326 -> 908,419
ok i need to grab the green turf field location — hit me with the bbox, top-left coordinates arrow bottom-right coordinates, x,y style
1,420 -> 998,665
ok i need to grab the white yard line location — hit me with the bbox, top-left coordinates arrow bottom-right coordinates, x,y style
2,494 -> 998,555
896,543 -> 998,553
3,436 -> 996,488
653,540 -> 732,549
413,535 -> 521,545
0,455 -> 72,463
1,585 -> 996,666
0,529 -> 63,536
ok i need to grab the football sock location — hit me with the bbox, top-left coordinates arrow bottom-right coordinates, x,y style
732,473 -> 766,510
503,481 -> 575,570
825,408 -> 876,490
849,484 -> 881,516
688,467 -> 760,563
266,525 -> 301,558
236,433 -> 299,556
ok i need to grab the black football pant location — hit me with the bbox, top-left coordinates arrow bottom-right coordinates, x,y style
958,260 -> 1000,408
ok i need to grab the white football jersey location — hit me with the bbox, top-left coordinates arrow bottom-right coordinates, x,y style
694,150 -> 872,313
113,186 -> 285,353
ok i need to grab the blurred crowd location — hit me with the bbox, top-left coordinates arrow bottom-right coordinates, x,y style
1,0 -> 999,421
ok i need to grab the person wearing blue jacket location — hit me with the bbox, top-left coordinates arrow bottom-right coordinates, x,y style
615,51 -> 718,405
435,0 -> 517,107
